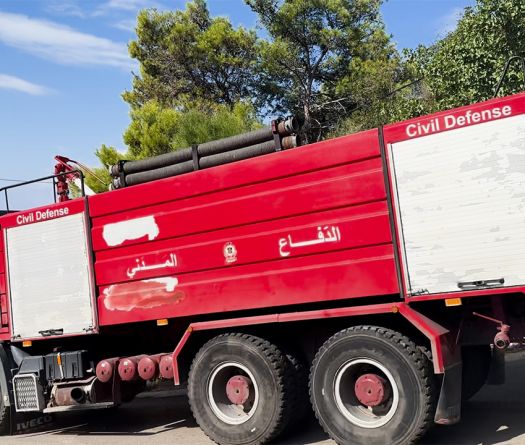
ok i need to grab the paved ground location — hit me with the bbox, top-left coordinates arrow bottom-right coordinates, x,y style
4,351 -> 525,445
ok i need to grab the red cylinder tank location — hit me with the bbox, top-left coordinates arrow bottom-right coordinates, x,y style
159,354 -> 174,380
118,355 -> 147,381
138,355 -> 162,381
96,358 -> 119,383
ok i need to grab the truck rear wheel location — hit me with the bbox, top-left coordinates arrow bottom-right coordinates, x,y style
188,333 -> 295,445
310,326 -> 436,445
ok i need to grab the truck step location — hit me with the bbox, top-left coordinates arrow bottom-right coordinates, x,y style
43,402 -> 115,413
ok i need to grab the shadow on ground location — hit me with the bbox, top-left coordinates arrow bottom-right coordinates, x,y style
422,352 -> 525,445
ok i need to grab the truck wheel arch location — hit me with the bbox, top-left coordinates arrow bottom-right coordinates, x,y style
0,344 -> 13,407
172,303 -> 456,382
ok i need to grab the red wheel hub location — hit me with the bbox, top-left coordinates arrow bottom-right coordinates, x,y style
354,373 -> 388,407
226,375 -> 251,405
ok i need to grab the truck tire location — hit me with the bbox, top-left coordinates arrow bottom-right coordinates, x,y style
282,350 -> 310,433
188,333 -> 295,445
462,345 -> 491,401
0,386 -> 9,435
310,326 -> 436,445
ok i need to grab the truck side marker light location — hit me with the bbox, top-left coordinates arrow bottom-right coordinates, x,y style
391,306 -> 399,313
22,340 -> 32,347
445,298 -> 462,307
157,319 -> 168,326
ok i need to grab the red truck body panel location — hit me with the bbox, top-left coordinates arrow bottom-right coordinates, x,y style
89,128 -> 398,326
0,227 -> 7,335
3,93 -> 525,341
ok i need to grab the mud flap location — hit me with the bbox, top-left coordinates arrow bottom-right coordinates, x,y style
10,411 -> 54,435
396,306 -> 463,425
434,361 -> 462,425
487,347 -> 506,385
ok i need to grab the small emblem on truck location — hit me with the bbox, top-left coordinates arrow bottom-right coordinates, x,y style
223,242 -> 238,264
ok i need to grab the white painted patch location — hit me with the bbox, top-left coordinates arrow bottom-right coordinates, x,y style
102,286 -> 114,298
102,276 -> 182,311
102,215 -> 159,247
142,277 -> 179,292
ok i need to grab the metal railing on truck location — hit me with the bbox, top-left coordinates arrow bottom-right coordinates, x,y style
0,170 -> 86,212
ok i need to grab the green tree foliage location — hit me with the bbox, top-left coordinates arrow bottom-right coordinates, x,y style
122,0 -> 405,144
90,0 -> 525,192
332,0 -> 525,136
84,144 -> 128,193
328,82 -> 434,137
329,29 -> 423,134
88,1 -> 262,192
88,101 -> 260,192
123,100 -> 261,158
409,0 -> 525,109
124,0 -> 258,108
245,0 -> 401,140
409,0 -> 525,111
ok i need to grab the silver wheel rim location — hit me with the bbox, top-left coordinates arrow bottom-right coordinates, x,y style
207,362 -> 260,425
333,358 -> 399,429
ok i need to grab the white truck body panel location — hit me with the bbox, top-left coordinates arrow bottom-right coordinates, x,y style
390,114 -> 525,295
5,212 -> 95,340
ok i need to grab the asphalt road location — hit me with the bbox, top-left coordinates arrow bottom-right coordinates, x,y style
5,351 -> 525,445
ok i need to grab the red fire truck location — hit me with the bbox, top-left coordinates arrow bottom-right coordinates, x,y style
1,91 -> 525,445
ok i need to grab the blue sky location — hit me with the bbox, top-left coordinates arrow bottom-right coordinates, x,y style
0,0 -> 474,209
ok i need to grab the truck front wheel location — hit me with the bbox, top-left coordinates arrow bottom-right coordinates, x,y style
188,333 -> 295,445
0,386 -> 9,435
310,326 -> 436,445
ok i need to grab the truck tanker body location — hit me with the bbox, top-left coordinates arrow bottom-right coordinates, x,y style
1,92 -> 525,445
